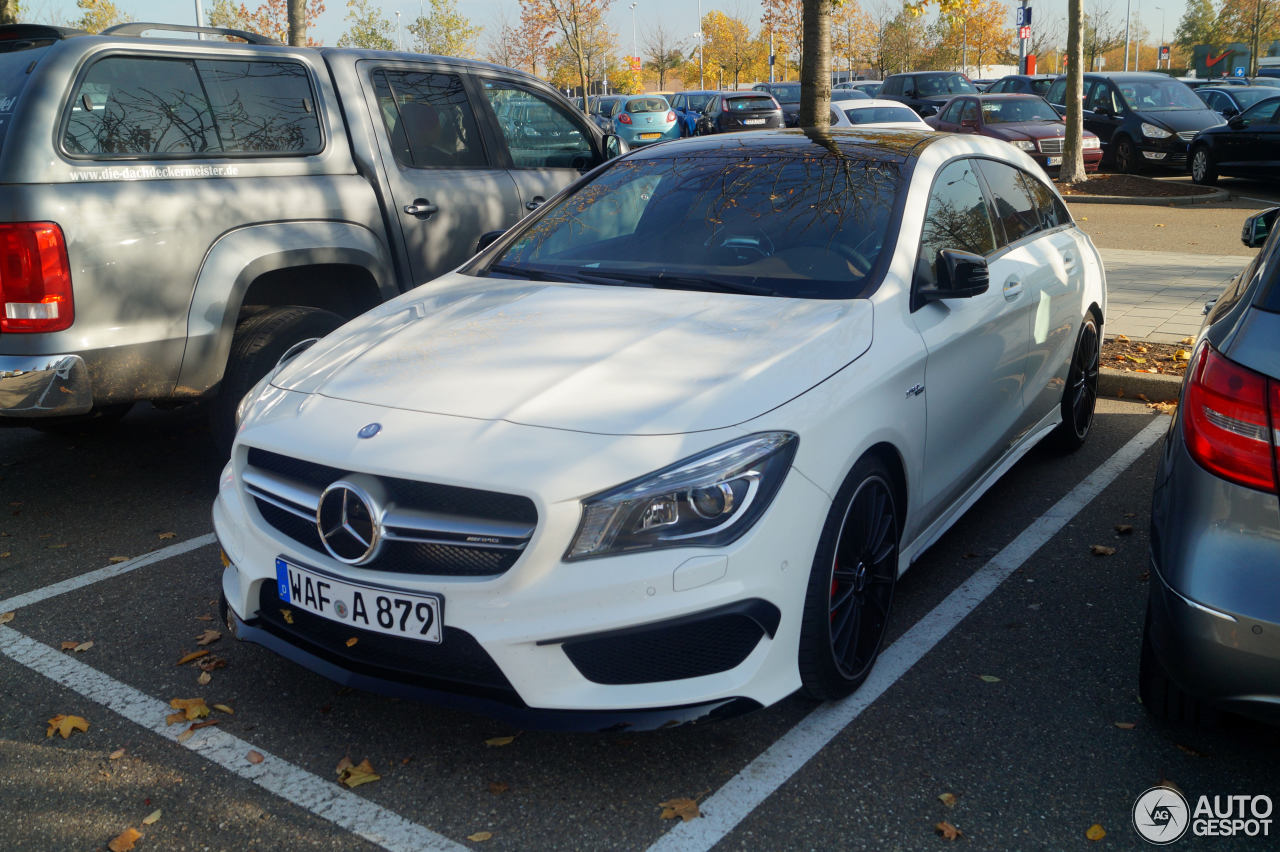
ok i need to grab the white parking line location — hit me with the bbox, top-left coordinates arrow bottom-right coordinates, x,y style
0,625 -> 466,852
648,415 -> 1170,852
0,533 -> 217,614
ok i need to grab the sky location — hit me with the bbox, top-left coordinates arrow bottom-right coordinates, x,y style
22,1 -> 1178,67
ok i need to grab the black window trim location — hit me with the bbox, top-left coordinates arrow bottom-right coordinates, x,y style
971,156 -> 1073,255
58,49 -> 327,162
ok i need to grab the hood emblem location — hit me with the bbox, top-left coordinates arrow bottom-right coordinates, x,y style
317,481 -> 382,564
357,422 -> 382,439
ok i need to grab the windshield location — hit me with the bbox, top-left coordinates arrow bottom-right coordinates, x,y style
626,97 -> 669,113
981,98 -> 1061,123
1117,79 -> 1209,111
484,150 -> 903,300
1226,87 -> 1280,109
917,74 -> 978,96
0,42 -> 49,152
844,106 -> 920,125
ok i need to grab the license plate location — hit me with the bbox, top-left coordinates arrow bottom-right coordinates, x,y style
743,118 -> 766,125
1047,156 -> 1062,166
639,132 -> 661,140
275,557 -> 442,643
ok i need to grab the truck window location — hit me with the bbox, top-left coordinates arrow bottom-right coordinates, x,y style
62,55 -> 322,157
372,69 -> 487,169
483,83 -> 594,170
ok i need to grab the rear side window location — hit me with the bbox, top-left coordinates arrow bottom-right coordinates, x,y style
63,56 -> 322,157
1017,169 -> 1071,230
0,43 -> 51,153
975,159 -> 1040,245
1046,77 -> 1066,105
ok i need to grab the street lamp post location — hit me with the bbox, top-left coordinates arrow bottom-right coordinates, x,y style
630,2 -> 638,76
1124,0 -> 1132,70
396,10 -> 404,52
697,0 -> 704,89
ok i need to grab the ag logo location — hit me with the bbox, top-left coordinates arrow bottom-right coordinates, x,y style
1134,786 -> 1190,844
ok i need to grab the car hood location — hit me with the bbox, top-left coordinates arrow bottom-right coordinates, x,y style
1135,108 -> 1226,132
986,122 -> 1069,140
272,274 -> 874,436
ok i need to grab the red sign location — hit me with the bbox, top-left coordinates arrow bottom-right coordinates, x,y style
1018,25 -> 1030,40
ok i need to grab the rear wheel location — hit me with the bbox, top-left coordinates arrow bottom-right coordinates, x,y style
1049,314 -> 1100,452
1190,145 -> 1218,186
210,305 -> 344,454
798,456 -> 900,700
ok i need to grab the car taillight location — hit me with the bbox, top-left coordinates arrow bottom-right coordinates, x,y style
618,113 -> 632,124
0,222 -> 74,333
1182,343 -> 1279,493
666,110 -> 676,122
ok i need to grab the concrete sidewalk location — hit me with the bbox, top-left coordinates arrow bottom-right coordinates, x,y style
1098,248 -> 1242,343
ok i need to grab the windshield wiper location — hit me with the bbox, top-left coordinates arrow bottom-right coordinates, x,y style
487,262 -> 570,282
581,268 -> 784,297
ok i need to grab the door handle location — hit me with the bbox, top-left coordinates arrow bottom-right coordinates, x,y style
525,195 -> 546,211
404,199 -> 438,218
1003,278 -> 1023,300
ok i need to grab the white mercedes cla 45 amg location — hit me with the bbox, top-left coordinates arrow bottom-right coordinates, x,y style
214,129 -> 1105,730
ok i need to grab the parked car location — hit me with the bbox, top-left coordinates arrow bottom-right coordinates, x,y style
1187,95 -> 1280,184
927,93 -> 1103,174
1141,206 -> 1280,725
1194,84 -> 1280,118
984,74 -> 1058,97
835,80 -> 883,97
669,90 -> 719,136
829,98 -> 931,129
593,95 -> 680,147
879,70 -> 980,117
695,92 -> 784,134
216,128 -> 1105,731
1045,72 -> 1225,172
0,22 -> 625,449
1176,76 -> 1249,89
971,78 -> 998,91
586,94 -> 623,132
752,81 -> 803,126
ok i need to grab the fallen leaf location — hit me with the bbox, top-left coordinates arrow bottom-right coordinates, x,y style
1115,334 -> 1130,343
484,735 -> 517,747
1177,743 -> 1202,757
195,630 -> 221,646
0,611 -> 13,624
141,809 -> 161,826
1155,223 -> 1166,227
197,672 -> 211,686
168,697 -> 210,722
247,750 -> 264,764
1175,349 -> 1190,361
46,714 -> 90,739
337,758 -> 380,788
109,748 -> 125,760
195,615 -> 214,622
1087,823 -> 1107,841
935,821 -> 963,840
1137,393 -> 1150,402
1115,524 -> 1134,535
938,792 -> 958,808
335,756 -> 353,773
1115,721 -> 1136,730
61,641 -> 79,650
176,650 -> 209,666
213,704 -> 234,715
158,532 -> 177,540
280,609 -> 293,625
1090,545 -> 1117,556
488,781 -> 509,794
107,827 -> 142,852
108,556 -> 129,564
195,656 -> 226,672
979,674 -> 1001,683
467,832 -> 493,842
177,726 -> 196,743
74,641 -> 93,653
345,637 -> 358,647
659,797 -> 702,822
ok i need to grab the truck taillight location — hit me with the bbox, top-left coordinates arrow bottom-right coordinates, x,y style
0,222 -> 74,333
1182,343 -> 1279,493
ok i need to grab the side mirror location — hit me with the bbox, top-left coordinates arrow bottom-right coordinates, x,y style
919,104 -> 938,117
1222,106 -> 1239,118
1241,207 -> 1280,248
1092,106 -> 1111,117
960,118 -> 978,128
604,133 -> 629,159
913,249 -> 990,310
475,229 -> 506,253
1228,115 -> 1247,129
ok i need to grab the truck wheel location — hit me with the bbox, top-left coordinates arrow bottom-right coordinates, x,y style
211,306 -> 344,454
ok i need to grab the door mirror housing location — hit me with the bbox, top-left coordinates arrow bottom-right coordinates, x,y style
1241,207 -> 1280,248
603,133 -> 629,160
913,250 -> 990,311
475,229 -> 506,254
1228,115 -> 1247,129
918,103 -> 938,117
960,118 -> 978,128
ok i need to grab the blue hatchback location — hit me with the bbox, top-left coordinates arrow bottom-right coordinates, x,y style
597,95 -> 680,147
669,90 -> 720,136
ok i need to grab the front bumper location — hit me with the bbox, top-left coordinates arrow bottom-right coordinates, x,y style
0,354 -> 93,417
1135,134 -> 1190,168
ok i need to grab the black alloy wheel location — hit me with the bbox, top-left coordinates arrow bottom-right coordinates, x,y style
1113,136 -> 1139,173
799,457 -> 899,700
1051,314 -> 1100,452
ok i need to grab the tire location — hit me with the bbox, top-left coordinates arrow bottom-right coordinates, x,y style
210,305 -> 344,454
1113,135 -> 1139,174
798,455 -> 900,700
1139,600 -> 1219,726
1190,145 -> 1218,186
1048,313 -> 1100,453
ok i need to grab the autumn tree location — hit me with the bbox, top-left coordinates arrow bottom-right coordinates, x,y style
409,0 -> 481,56
1083,6 -> 1124,70
75,0 -> 130,33
701,11 -> 764,89
926,0 -> 1011,74
484,9 -> 523,67
0,1 -> 18,26
831,1 -> 876,79
878,5 -> 926,75
642,23 -> 685,90
522,0 -> 613,106
337,0 -> 394,49
217,0 -> 325,45
1217,0 -> 1280,73
1174,0 -> 1219,50
761,0 -> 803,80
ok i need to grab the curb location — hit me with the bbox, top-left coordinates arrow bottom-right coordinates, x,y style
1099,366 -> 1183,402
1061,187 -> 1229,206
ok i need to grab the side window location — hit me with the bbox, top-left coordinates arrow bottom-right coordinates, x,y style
960,99 -> 980,123
881,77 -> 901,96
916,159 -> 997,287
196,59 -> 322,153
372,69 -> 487,169
1017,169 -> 1070,231
671,94 -> 684,110
938,99 -> 963,123
1046,77 -> 1067,106
483,83 -> 594,169
975,159 -> 1040,245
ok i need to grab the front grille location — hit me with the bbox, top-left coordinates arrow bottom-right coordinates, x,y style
1038,137 -> 1064,154
255,581 -> 522,704
1177,130 -> 1199,142
244,447 -> 536,577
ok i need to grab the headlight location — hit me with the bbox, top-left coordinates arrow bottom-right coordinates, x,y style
564,432 -> 798,561
233,337 -> 320,431
1011,139 -> 1036,151
1141,122 -> 1172,139
1082,136 -> 1101,149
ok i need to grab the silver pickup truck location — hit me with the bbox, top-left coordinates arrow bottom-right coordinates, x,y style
0,23 -> 623,448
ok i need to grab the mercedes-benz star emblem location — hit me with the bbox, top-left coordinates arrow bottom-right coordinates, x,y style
358,422 -> 382,439
316,481 -> 382,564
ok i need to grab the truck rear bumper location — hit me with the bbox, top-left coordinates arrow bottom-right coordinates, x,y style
0,354 -> 93,417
